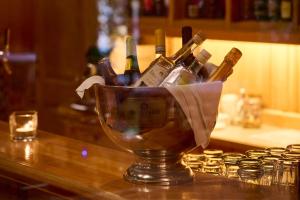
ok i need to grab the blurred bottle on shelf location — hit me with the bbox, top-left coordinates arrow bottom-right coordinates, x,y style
203,0 -> 224,19
254,0 -> 269,20
186,0 -> 200,18
281,0 -> 292,21
154,28 -> 166,58
142,0 -> 154,16
242,0 -> 255,20
154,0 -> 167,16
140,0 -> 168,16
268,0 -> 281,21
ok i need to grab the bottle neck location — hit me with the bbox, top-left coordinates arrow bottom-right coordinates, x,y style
155,45 -> 166,58
125,55 -> 140,72
171,41 -> 200,63
207,59 -> 234,82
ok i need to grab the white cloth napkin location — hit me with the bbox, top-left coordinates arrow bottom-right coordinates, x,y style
164,82 -> 222,148
76,76 -> 222,148
76,76 -> 105,98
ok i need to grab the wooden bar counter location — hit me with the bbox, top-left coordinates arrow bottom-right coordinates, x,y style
0,121 -> 298,199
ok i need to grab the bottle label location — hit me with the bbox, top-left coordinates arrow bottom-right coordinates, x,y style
281,2 -> 291,19
140,56 -> 173,86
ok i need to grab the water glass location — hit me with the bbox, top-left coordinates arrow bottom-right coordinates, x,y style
286,144 -> 300,153
9,110 -> 38,142
222,153 -> 245,178
238,158 -> 263,185
182,153 -> 205,172
266,147 -> 287,157
246,149 -> 270,159
260,156 -> 281,186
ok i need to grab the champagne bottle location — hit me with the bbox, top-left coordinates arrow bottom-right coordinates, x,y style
159,49 -> 211,86
134,31 -> 206,87
154,28 -> 166,58
124,36 -> 141,86
207,48 -> 242,82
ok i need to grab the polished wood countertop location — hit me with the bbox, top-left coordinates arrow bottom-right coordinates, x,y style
0,121 -> 298,199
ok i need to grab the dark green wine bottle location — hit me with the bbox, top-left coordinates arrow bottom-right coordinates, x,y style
124,36 -> 141,86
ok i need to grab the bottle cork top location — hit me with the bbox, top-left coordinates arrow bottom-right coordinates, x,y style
196,49 -> 211,63
126,36 -> 137,57
155,29 -> 165,47
192,31 -> 206,45
225,48 -> 242,65
182,26 -> 192,46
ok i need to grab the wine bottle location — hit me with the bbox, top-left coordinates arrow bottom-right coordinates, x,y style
133,31 -> 206,87
242,0 -> 255,20
154,0 -> 166,16
154,28 -> 166,58
207,48 -> 242,82
143,0 -> 154,16
200,62 -> 218,81
159,49 -> 211,86
186,0 -> 200,18
181,26 -> 195,67
268,0 -> 280,21
254,0 -> 269,20
124,36 -> 141,86
281,0 -> 292,21
189,49 -> 211,78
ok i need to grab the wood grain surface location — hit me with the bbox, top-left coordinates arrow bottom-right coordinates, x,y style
0,121 -> 298,199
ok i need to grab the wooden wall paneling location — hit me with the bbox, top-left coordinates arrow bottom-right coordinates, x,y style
269,45 -> 288,111
285,46 -> 298,112
0,0 -> 35,52
80,0 -> 98,59
35,0 -> 87,106
292,0 -> 299,28
35,0 -> 84,80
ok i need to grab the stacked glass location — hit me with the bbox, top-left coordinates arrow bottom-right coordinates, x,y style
202,149 -> 224,175
182,153 -> 205,172
182,144 -> 299,188
222,153 -> 245,179
237,158 -> 264,185
260,156 -> 281,186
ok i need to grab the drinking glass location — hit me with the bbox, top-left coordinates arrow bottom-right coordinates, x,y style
9,110 -> 38,142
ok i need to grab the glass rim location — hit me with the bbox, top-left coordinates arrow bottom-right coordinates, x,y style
10,110 -> 38,116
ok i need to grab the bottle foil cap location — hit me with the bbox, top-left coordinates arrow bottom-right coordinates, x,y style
225,48 -> 242,65
126,36 -> 137,57
155,29 -> 165,47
